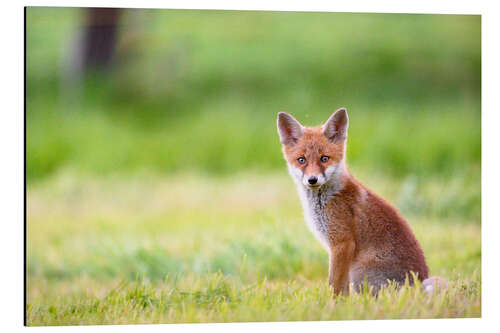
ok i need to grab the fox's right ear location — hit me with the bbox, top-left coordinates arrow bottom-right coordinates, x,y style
277,112 -> 304,146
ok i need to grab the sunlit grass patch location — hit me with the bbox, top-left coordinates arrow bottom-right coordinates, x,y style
26,172 -> 480,325
27,271 -> 480,325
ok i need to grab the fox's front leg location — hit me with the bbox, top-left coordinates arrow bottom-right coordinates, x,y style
328,240 -> 356,295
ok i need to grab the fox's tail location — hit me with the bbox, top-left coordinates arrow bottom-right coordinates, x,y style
422,276 -> 448,294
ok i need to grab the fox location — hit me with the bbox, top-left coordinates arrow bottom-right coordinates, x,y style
277,108 -> 447,295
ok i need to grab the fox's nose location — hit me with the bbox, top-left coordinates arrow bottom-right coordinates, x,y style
308,176 -> 318,185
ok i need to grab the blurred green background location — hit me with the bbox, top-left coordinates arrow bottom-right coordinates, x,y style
26,8 -> 480,182
26,8 -> 481,325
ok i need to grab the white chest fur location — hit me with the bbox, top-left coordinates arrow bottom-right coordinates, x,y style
297,185 -> 336,251
287,162 -> 345,252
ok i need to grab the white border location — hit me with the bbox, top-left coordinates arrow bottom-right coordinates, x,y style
3,0 -> 499,332
16,0 -> 484,14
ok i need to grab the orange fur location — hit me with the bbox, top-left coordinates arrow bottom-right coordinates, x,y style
283,127 -> 344,178
278,109 -> 431,295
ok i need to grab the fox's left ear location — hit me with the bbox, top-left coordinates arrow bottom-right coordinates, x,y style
322,108 -> 349,143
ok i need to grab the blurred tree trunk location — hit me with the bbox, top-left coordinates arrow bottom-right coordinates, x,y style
82,8 -> 122,71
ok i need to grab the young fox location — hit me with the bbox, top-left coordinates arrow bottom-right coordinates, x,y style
277,108 -> 446,295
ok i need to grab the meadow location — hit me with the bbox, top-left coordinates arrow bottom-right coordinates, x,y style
27,171 -> 480,325
26,8 -> 480,325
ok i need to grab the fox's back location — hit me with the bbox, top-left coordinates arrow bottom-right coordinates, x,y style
347,181 -> 429,280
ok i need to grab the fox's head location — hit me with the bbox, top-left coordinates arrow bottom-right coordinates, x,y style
277,108 -> 349,190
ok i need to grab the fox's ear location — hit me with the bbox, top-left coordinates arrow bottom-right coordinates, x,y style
277,112 -> 304,146
322,108 -> 349,143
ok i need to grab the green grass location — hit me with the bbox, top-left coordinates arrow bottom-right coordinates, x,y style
26,172 -> 481,325
26,8 -> 480,182
26,102 -> 480,184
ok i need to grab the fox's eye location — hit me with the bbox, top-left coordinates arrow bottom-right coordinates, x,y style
297,157 -> 306,164
320,156 -> 329,163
